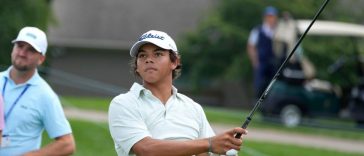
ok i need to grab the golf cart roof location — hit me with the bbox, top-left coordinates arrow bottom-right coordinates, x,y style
297,20 -> 364,37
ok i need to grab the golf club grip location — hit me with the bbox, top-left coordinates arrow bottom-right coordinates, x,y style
234,117 -> 251,138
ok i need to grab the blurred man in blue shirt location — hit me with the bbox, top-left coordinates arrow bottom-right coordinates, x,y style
0,27 -> 75,155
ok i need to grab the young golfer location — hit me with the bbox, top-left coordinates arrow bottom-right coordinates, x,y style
109,30 -> 247,156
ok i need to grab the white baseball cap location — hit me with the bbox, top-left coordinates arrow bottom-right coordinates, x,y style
12,27 -> 48,55
130,30 -> 178,57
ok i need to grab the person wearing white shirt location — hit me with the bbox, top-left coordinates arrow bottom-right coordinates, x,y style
108,30 -> 247,156
247,6 -> 279,98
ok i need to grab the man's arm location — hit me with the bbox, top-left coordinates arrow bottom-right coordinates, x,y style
247,28 -> 259,69
196,153 -> 209,156
132,127 -> 247,156
23,133 -> 75,156
247,43 -> 258,69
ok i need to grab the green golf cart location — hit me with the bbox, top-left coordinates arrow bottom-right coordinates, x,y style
261,19 -> 364,128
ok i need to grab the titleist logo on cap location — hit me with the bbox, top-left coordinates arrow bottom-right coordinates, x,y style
26,32 -> 37,39
139,33 -> 165,41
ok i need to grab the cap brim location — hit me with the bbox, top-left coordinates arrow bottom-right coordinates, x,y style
130,41 -> 150,57
12,39 -> 43,55
130,39 -> 173,57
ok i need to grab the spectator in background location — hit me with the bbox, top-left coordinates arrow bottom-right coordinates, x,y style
273,11 -> 316,84
247,6 -> 279,97
0,27 -> 75,155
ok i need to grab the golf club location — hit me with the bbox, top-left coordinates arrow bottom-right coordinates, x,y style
226,0 -> 330,155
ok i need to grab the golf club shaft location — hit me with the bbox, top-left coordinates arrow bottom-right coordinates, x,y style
234,0 -> 330,139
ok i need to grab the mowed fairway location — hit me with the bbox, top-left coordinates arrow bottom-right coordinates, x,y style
42,120 -> 362,156
241,140 -> 362,156
42,120 -> 115,156
39,96 -> 364,155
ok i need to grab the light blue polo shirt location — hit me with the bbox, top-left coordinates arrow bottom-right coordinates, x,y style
0,67 -> 72,156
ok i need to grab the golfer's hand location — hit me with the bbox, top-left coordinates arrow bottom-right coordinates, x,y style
209,127 -> 247,154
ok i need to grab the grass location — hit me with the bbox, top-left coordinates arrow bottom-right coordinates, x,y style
241,140 -> 362,156
41,119 -> 362,156
42,119 -> 115,156
61,96 -> 112,112
60,96 -> 364,140
203,106 -> 364,140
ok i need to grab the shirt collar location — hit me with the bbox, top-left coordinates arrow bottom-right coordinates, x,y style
262,22 -> 275,38
130,82 -> 178,98
3,66 -> 40,86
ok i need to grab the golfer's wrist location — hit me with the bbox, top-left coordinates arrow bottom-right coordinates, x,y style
207,137 -> 213,153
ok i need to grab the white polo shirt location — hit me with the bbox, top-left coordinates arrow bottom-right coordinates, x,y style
108,83 -> 215,156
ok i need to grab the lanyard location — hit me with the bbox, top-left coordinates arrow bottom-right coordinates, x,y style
2,77 -> 30,122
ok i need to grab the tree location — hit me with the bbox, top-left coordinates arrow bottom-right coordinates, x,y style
0,0 -> 53,68
179,0 -> 363,91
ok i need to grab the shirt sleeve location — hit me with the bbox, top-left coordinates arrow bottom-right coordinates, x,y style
108,95 -> 151,156
248,28 -> 259,46
196,104 -> 215,138
42,93 -> 72,138
0,95 -> 4,130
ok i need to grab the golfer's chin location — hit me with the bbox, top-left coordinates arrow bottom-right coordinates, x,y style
13,64 -> 31,72
142,77 -> 160,84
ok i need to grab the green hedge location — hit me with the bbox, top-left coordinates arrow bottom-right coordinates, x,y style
0,0 -> 53,66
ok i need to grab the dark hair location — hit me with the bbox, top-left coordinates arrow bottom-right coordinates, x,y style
130,50 -> 182,80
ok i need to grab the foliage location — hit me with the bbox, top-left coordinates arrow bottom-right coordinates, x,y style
302,36 -> 364,86
179,0 -> 363,90
0,0 -> 53,66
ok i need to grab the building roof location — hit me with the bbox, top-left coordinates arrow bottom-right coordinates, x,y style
48,0 -> 215,50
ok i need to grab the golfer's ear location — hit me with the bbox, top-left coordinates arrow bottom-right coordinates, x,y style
173,54 -> 181,68
171,58 -> 179,70
38,55 -> 46,65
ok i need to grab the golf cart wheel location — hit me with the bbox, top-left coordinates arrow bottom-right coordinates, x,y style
280,104 -> 302,127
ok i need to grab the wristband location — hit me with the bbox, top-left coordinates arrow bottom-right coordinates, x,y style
208,137 -> 213,153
